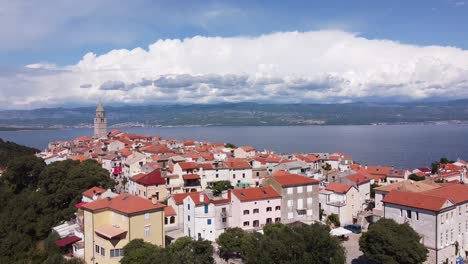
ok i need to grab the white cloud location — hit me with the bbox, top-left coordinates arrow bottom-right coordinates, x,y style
2,30 -> 468,109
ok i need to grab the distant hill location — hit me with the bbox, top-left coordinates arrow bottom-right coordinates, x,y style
1,100 -> 468,128
0,139 -> 39,167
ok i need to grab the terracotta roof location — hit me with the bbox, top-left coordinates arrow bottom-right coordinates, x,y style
131,169 -> 165,185
328,155 -> 340,161
82,186 -> 106,199
141,145 -> 171,154
183,174 -> 200,180
374,180 -> 440,193
177,162 -> 198,171
271,173 -> 319,187
232,186 -> 281,202
225,159 -> 251,169
164,206 -> 176,216
70,155 -> 88,162
240,146 -> 255,152
55,235 -> 81,247
325,182 -> 353,194
383,190 -> 451,212
82,194 -> 165,214
422,184 -> 468,204
347,173 -> 372,185
171,192 -> 195,205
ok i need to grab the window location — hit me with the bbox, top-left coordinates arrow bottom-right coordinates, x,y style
253,220 -> 259,227
144,213 -> 150,220
297,187 -> 303,193
446,230 -> 449,245
233,174 -> 236,179
451,229 -> 454,242
165,217 -> 168,225
459,207 -> 462,215
100,247 -> 105,256
243,210 -> 250,215
266,207 -> 272,212
144,226 -> 150,237
275,206 -> 280,211
207,219 -> 212,225
287,188 -> 293,194
307,185 -> 312,192
253,208 -> 259,214
204,204 -> 209,214
407,210 -> 412,219
275,217 -> 281,223
307,197 -> 313,204
222,217 -> 227,223
440,232 -> 443,247
188,215 -> 190,222
416,212 -> 419,220
459,223 -> 462,233
288,212 -> 294,219
256,172 -> 260,176
441,214 -> 444,224
243,173 -> 245,178
170,216 -> 175,224
187,204 -> 190,210
243,221 -> 250,226
297,199 -> 303,209
306,209 -> 313,216
287,200 -> 293,207
266,218 -> 272,224
95,245 -> 100,253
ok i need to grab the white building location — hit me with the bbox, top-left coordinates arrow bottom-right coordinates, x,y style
319,182 -> 360,226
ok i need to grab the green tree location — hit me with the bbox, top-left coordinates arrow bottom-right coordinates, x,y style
408,174 -> 425,181
0,138 -> 39,167
225,143 -> 237,148
359,218 -> 428,264
2,155 -> 45,193
326,214 -> 340,227
370,183 -> 381,198
208,180 -> 233,196
169,237 -> 214,264
217,227 -> 247,260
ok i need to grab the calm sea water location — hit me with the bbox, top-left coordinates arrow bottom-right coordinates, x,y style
1,125 -> 467,169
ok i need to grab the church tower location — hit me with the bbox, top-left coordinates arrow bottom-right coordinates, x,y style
94,100 -> 107,138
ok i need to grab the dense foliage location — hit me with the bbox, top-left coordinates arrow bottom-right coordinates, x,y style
408,173 -> 425,181
0,138 -> 39,167
326,214 -> 341,227
359,218 -> 428,264
217,224 -> 346,264
207,180 -> 233,196
0,149 -> 115,263
121,237 -> 214,264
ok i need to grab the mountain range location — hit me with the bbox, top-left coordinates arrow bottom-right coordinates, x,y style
1,99 -> 468,129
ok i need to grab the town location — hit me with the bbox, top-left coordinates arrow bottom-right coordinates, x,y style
31,102 -> 468,264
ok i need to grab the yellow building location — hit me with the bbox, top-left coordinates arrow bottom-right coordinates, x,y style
82,194 -> 165,264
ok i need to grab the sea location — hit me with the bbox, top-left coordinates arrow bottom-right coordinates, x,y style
1,125 -> 467,169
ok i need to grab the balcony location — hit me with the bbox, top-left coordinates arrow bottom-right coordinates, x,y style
327,200 -> 346,207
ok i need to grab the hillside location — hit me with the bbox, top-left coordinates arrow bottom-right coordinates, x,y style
1,100 -> 468,128
0,139 -> 39,167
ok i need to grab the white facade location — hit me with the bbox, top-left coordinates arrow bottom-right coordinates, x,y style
230,194 -> 282,230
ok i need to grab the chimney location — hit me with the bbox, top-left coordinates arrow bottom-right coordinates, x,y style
199,193 -> 205,204
151,194 -> 158,205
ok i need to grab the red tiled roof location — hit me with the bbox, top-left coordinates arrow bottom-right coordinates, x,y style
55,235 -> 81,247
82,194 -> 165,214
328,155 -> 340,161
271,173 -> 319,187
422,184 -> 468,204
325,182 -> 353,194
177,162 -> 198,171
141,145 -> 171,154
225,159 -> 251,169
241,146 -> 255,152
82,186 -> 106,199
183,174 -> 200,180
171,192 -> 194,205
131,169 -> 165,186
164,206 -> 177,216
347,173 -> 372,185
383,190 -> 450,212
74,202 -> 88,209
232,186 -> 281,202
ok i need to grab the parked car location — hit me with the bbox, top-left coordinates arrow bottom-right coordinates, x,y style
344,224 -> 362,234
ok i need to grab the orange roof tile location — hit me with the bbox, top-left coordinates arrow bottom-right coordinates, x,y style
164,206 -> 177,216
325,182 -> 353,194
422,184 -> 468,204
82,186 -> 106,199
82,194 -> 165,214
383,190 -> 450,212
271,173 -> 319,187
232,186 -> 280,202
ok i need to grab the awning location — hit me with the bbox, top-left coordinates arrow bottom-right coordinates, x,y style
183,174 -> 200,180
330,227 -> 352,237
95,225 -> 127,240
74,202 -> 88,209
55,235 -> 81,247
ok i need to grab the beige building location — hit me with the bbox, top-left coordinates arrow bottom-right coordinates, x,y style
82,194 -> 165,264
319,182 -> 361,226
128,169 -> 168,201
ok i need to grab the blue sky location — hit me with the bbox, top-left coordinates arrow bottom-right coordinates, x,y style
0,0 -> 468,109
2,0 -> 467,66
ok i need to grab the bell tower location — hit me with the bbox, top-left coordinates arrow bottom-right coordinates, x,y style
94,100 -> 107,138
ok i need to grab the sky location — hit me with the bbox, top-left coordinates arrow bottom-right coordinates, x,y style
0,0 -> 468,109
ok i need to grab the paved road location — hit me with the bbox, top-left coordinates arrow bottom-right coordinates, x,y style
342,233 -> 370,264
